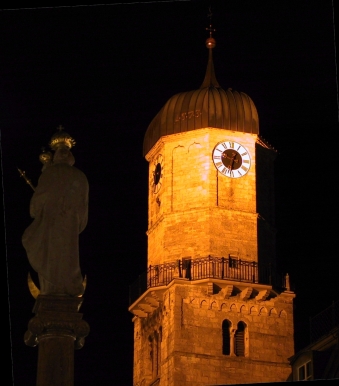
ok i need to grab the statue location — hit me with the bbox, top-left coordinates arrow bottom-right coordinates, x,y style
22,127 -> 89,296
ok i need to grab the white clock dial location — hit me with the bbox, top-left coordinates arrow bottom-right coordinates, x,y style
212,141 -> 251,178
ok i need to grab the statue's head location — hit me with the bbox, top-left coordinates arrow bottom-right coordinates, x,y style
53,145 -> 75,166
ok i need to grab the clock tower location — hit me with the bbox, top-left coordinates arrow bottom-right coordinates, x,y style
129,34 -> 295,386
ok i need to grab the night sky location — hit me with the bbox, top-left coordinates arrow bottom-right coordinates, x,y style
2,1 -> 338,385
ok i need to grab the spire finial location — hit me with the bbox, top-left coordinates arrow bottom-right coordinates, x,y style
208,5 -> 212,21
205,6 -> 216,49
200,5 -> 219,88
206,6 -> 215,38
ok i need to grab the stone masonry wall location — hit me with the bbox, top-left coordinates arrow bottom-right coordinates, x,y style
133,281 -> 294,386
146,129 -> 264,266
166,283 -> 294,386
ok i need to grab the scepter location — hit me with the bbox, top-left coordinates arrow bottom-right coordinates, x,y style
17,168 -> 35,191
17,147 -> 53,192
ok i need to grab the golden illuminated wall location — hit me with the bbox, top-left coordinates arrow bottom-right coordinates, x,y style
146,128 -> 269,267
132,282 -> 295,386
131,127 -> 293,386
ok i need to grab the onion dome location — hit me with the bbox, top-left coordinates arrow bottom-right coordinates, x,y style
49,125 -> 76,150
143,37 -> 259,156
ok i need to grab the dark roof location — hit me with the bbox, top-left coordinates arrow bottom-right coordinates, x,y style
143,45 -> 259,156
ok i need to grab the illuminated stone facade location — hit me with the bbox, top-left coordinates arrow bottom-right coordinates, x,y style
129,42 -> 295,386
132,282 -> 294,386
146,128 -> 276,267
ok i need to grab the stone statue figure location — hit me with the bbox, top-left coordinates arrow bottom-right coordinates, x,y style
22,132 -> 88,297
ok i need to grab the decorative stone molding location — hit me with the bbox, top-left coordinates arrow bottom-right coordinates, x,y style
220,285 -> 233,299
24,295 -> 89,350
145,296 -> 160,308
256,289 -> 270,301
240,287 -> 253,301
24,295 -> 90,386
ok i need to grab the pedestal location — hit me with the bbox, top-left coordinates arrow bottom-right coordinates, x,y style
24,295 -> 90,386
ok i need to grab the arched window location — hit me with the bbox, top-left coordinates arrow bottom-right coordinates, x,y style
157,327 -> 162,376
153,331 -> 159,378
222,320 -> 231,355
235,321 -> 246,356
149,328 -> 162,379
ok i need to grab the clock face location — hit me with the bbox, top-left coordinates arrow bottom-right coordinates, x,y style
151,154 -> 164,194
212,141 -> 251,178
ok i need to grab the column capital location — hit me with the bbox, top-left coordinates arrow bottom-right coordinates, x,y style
24,295 -> 89,350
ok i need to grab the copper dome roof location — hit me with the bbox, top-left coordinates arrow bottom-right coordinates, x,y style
143,41 -> 259,156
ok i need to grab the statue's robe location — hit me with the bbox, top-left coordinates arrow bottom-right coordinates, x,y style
22,162 -> 89,296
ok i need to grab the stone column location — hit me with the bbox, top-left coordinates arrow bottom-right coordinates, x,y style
24,295 -> 90,386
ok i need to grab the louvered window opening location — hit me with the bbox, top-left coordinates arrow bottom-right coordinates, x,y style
235,322 -> 245,356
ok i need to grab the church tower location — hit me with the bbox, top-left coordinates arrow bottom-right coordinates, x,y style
129,31 -> 295,386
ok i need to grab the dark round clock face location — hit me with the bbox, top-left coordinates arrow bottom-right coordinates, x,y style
154,163 -> 162,186
151,154 -> 163,193
212,141 -> 251,178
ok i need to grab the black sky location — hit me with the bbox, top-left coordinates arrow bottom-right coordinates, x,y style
1,1 -> 338,385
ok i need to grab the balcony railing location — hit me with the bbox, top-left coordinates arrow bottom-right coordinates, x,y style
129,255 -> 282,305
310,300 -> 339,343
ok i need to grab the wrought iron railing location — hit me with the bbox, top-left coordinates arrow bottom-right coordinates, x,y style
310,300 -> 339,343
129,255 -> 282,305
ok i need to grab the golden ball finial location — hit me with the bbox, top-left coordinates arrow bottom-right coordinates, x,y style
49,125 -> 76,150
39,147 -> 53,165
206,37 -> 216,49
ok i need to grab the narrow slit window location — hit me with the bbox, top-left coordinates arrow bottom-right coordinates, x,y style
222,319 -> 231,355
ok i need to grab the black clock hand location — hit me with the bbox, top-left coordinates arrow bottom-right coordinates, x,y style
229,153 -> 236,170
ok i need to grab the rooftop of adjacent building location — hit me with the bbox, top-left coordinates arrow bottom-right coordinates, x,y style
288,300 -> 339,381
